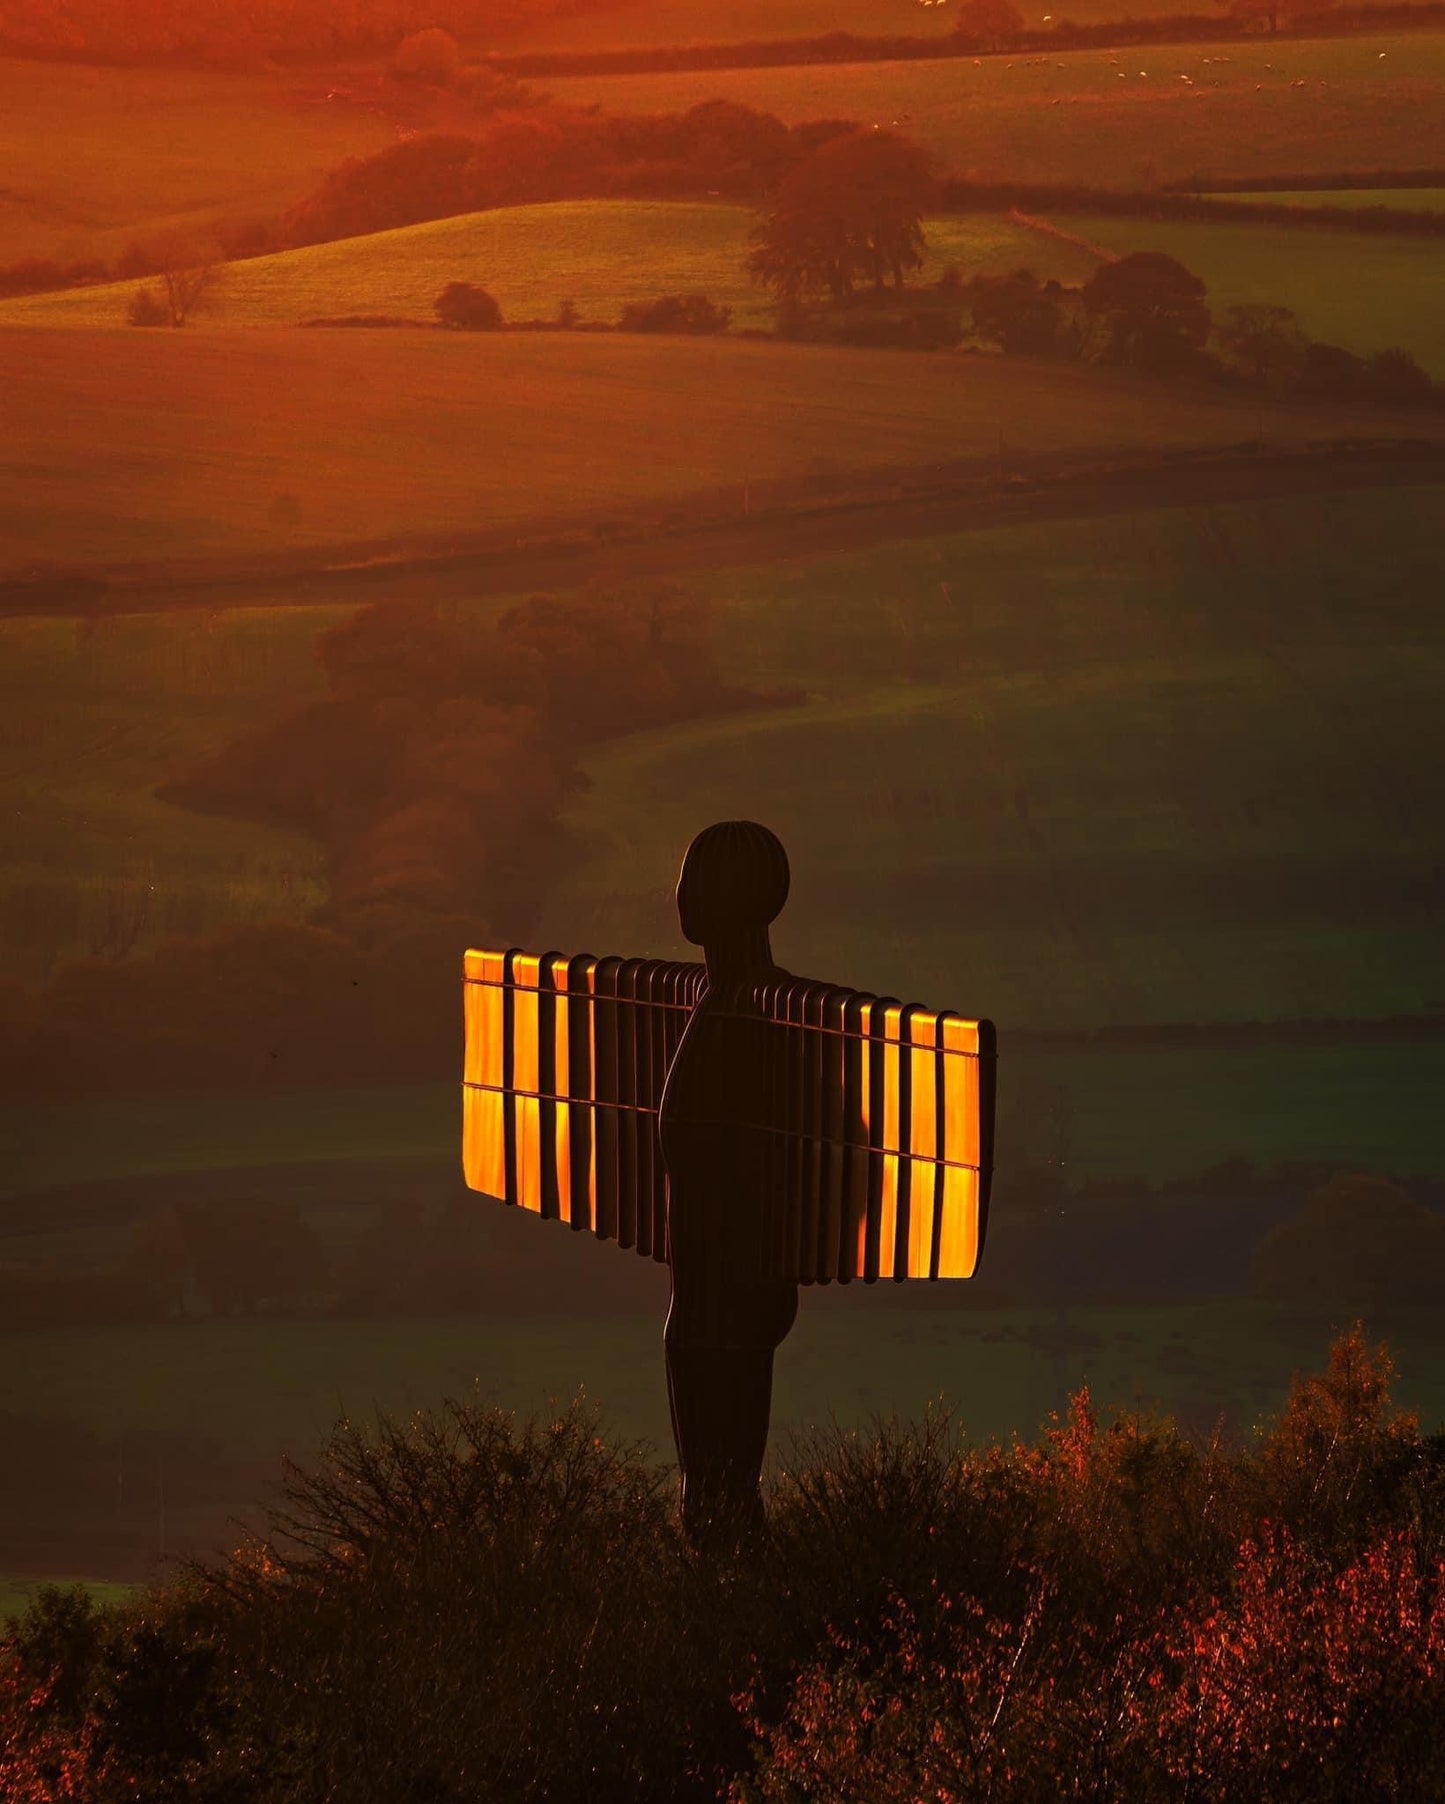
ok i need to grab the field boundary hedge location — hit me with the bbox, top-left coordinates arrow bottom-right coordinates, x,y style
482,2 -> 1445,77
939,178 -> 1445,235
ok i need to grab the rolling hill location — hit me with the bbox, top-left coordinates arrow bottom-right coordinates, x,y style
0,201 -> 1097,331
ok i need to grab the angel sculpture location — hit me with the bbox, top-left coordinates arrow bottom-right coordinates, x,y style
463,822 -> 996,1545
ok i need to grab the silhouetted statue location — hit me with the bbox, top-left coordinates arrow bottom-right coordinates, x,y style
461,822 -> 996,1549
659,822 -> 800,1543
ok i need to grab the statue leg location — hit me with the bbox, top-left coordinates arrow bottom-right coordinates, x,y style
665,1282 -> 797,1548
665,1342 -> 771,1546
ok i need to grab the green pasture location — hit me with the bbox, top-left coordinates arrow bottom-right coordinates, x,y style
1207,187 -> 1445,212
7,486 -> 1443,1012
487,0 -> 1214,53
4,487 -> 1443,1189
0,609 -> 330,979
0,201 -> 1094,331
4,1027 -> 1441,1196
3,1303 -> 1441,1474
537,486 -> 1445,1033
1056,211 -> 1445,372
545,33 -> 1445,190
0,56 -> 396,266
0,1085 -> 455,1197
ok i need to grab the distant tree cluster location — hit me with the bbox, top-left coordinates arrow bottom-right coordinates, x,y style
749,129 -> 933,304
950,253 -> 1440,401
282,102 -> 847,247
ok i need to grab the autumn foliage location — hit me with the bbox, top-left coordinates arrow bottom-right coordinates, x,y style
3,1329 -> 1441,1801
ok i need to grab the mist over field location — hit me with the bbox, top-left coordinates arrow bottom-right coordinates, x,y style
2,0 -> 1443,1792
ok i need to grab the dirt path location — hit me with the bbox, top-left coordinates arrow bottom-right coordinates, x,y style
3,439 -> 1442,618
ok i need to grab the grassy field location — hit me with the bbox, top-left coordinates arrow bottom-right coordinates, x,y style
6,29 -> 1439,276
4,1019 -> 1442,1196
484,0 -> 1222,53
489,0 -> 956,51
1054,211 -> 1445,370
0,57 -> 397,267
545,33 -> 1445,189
6,196 -> 1437,374
0,1086 -> 457,1197
4,1303 -> 1442,1475
0,609 -> 329,980
5,323 -> 1413,573
0,201 -> 1097,331
1208,187 -> 1445,210
4,484 -> 1442,1185
532,486 -> 1445,1031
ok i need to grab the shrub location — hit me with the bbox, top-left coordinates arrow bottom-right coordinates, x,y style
618,293 -> 732,334
1083,250 -> 1212,372
967,268 -> 1064,356
1296,338 -> 1365,399
4,1333 -> 1440,1803
1361,346 -> 1436,407
196,1401 -> 738,1802
433,279 -> 503,329
126,286 -> 170,327
390,26 -> 461,86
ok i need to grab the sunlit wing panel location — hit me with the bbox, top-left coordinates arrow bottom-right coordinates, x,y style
462,947 -> 703,1263
463,949 -> 995,1284
709,981 -> 995,1285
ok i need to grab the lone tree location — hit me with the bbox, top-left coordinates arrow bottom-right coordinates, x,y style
750,128 -> 932,305
391,26 -> 462,84
125,233 -> 220,327
1082,250 -> 1211,372
434,281 -> 503,330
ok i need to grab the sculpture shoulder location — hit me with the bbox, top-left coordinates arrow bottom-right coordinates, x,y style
660,966 -> 792,1127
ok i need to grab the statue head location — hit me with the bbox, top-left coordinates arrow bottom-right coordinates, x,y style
676,821 -> 790,947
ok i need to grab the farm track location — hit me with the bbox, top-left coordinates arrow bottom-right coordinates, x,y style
3,437 -> 1442,618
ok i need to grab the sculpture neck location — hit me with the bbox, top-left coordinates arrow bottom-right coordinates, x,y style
703,926 -> 775,992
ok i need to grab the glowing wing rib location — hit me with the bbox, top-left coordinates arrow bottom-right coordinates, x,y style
462,947 -> 703,1262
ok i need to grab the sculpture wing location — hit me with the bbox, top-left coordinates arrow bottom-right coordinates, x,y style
731,977 -> 996,1284
462,947 -> 704,1262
